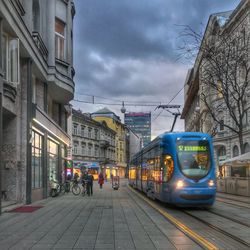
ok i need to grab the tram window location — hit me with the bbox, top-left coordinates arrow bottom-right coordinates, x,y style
147,158 -> 155,181
176,140 -> 210,180
163,155 -> 174,182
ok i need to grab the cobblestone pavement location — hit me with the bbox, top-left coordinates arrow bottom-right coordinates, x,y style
0,180 -> 203,250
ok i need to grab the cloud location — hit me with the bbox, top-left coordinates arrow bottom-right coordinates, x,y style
73,0 -> 241,137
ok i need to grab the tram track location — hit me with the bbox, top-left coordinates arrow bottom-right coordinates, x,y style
216,194 -> 250,205
216,197 -> 250,210
127,185 -> 250,250
181,209 -> 250,248
205,208 -> 250,228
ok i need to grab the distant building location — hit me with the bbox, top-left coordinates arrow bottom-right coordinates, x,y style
124,112 -> 151,147
91,108 -> 127,177
71,109 -> 116,177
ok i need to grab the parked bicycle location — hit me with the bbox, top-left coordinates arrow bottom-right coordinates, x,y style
72,179 -> 81,195
59,181 -> 71,194
81,180 -> 89,196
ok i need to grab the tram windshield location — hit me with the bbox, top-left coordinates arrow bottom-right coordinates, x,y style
176,140 -> 210,180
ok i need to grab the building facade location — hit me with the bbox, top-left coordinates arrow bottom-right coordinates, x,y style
0,0 -> 75,206
71,109 -> 116,177
181,0 -> 250,165
124,112 -> 151,147
91,108 -> 127,177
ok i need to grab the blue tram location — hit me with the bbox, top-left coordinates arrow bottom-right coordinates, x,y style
129,132 -> 216,207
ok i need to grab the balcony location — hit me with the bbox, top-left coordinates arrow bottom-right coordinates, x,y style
3,81 -> 17,102
100,140 -> 110,148
32,32 -> 48,61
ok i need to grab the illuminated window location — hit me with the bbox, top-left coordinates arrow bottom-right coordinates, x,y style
55,18 -> 65,60
48,139 -> 59,182
32,130 -> 43,189
217,81 -> 223,98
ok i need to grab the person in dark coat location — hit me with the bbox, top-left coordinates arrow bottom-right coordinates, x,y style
98,172 -> 104,189
87,172 -> 94,196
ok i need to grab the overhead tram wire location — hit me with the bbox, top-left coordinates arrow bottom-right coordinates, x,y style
72,99 -> 170,107
74,93 -> 166,105
152,86 -> 184,122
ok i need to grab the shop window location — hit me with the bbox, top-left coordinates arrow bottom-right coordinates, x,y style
32,130 -> 43,189
55,18 -> 65,61
48,140 -> 59,182
2,33 -> 19,84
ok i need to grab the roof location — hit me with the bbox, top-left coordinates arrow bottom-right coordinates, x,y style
220,152 -> 250,166
92,107 -> 114,114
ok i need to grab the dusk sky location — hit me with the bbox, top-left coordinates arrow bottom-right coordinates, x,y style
72,0 -> 241,139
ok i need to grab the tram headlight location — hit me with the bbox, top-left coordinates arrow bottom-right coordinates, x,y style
208,180 -> 215,187
176,180 -> 184,188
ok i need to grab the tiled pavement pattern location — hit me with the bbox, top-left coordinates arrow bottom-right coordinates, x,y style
0,180 -> 202,250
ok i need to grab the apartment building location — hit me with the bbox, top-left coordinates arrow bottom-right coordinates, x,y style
71,109 -> 116,175
0,0 -> 75,205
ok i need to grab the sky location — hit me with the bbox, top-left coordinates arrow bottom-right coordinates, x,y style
72,0 -> 241,139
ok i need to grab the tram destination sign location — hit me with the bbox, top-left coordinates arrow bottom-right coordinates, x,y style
177,145 -> 208,152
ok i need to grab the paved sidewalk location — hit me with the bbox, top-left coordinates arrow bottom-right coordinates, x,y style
0,180 -> 202,250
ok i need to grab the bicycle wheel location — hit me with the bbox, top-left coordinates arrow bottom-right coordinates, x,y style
60,184 -> 65,194
72,184 -> 81,195
81,188 -> 86,196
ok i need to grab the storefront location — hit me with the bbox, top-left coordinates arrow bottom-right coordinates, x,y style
217,152 -> 250,196
73,161 -> 100,180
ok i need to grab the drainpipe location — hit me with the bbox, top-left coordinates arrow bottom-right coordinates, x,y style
26,58 -> 33,204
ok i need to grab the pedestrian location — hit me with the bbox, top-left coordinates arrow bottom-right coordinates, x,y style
73,172 -> 79,184
98,172 -> 104,189
87,172 -> 94,196
81,170 -> 88,192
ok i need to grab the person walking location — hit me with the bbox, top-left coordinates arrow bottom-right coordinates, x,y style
98,172 -> 104,189
87,172 -> 94,196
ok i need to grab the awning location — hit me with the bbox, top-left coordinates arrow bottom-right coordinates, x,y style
220,152 -> 250,166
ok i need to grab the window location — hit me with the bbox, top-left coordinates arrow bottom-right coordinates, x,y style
32,0 -> 40,32
88,128 -> 92,138
95,146 -> 99,157
2,34 -> 19,84
48,139 -> 59,182
243,143 -> 250,153
243,102 -> 248,128
94,129 -> 98,140
73,142 -> 78,155
32,130 -> 43,189
73,123 -> 78,135
88,144 -> 92,156
217,81 -> 223,99
81,126 -> 85,137
55,18 -> 65,60
81,143 -> 86,155
219,119 -> 224,131
233,145 -> 239,157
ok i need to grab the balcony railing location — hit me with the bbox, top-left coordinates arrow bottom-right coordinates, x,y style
32,32 -> 48,61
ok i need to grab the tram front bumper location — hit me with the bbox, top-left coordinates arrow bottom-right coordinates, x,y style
171,187 -> 216,206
